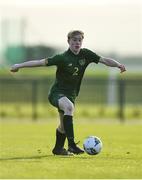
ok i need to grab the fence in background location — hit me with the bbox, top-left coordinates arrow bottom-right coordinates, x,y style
0,77 -> 142,121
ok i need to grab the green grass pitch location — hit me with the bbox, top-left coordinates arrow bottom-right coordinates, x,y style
0,120 -> 142,179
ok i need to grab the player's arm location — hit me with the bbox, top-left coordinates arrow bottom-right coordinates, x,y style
10,58 -> 48,72
99,57 -> 126,73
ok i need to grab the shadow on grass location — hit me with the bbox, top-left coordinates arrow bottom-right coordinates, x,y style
0,155 -> 53,161
0,154 -> 93,161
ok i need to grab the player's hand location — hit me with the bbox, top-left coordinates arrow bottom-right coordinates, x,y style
118,64 -> 126,73
10,64 -> 20,72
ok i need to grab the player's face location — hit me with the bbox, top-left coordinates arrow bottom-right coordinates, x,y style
68,35 -> 83,54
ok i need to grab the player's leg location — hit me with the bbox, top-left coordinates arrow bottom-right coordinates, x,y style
58,96 -> 84,154
48,94 -> 73,155
58,111 -> 65,134
52,112 -> 68,155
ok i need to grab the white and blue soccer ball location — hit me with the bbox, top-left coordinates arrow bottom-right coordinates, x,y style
83,136 -> 103,155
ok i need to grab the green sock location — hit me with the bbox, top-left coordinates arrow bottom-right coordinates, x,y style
54,129 -> 66,150
63,115 -> 75,146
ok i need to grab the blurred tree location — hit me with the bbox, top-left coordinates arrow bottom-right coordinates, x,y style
5,46 -> 27,64
5,45 -> 58,64
25,45 -> 58,60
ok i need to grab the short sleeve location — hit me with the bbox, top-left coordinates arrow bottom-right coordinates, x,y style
46,54 -> 62,66
83,48 -> 100,64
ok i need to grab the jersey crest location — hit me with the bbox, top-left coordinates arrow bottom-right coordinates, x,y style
79,59 -> 86,66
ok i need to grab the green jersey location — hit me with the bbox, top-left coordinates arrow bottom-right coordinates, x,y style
46,48 -> 100,99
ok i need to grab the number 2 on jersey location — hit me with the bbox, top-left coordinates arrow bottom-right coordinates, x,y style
73,67 -> 79,76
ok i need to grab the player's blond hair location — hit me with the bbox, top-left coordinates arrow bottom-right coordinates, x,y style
67,30 -> 84,40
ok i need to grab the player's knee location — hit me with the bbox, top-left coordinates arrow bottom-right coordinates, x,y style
64,103 -> 74,115
58,97 -> 74,115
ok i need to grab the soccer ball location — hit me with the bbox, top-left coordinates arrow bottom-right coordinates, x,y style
83,136 -> 103,155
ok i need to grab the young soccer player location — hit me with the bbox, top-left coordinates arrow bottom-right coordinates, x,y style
10,30 -> 126,156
